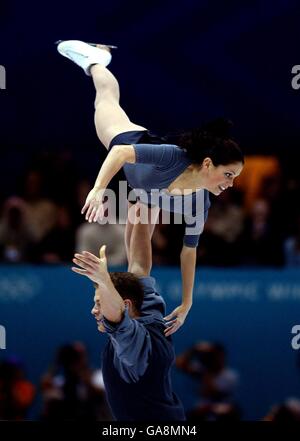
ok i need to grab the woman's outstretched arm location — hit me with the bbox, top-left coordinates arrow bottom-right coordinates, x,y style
164,245 -> 196,336
82,144 -> 135,222
180,245 -> 196,307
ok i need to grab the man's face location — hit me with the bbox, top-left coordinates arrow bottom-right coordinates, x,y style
91,288 -> 106,333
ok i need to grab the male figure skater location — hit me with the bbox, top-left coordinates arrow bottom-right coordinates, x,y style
72,205 -> 185,421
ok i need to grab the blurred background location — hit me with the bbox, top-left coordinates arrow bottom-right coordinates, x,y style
0,0 -> 300,421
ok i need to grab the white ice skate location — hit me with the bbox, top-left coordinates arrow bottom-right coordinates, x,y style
56,40 -> 117,75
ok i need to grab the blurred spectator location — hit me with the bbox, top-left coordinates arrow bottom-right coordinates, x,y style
235,155 -> 280,211
198,189 -> 244,266
40,342 -> 111,420
2,149 -> 299,267
153,212 -> 186,266
22,170 -> 58,242
151,223 -> 170,265
176,341 -> 240,421
76,179 -> 92,210
284,213 -> 300,267
239,198 -> 284,266
33,206 -> 75,263
150,209 -> 180,265
0,357 -> 35,420
71,178 -> 93,227
282,176 -> 300,237
0,197 -> 36,262
259,172 -> 286,237
76,222 -> 126,266
187,402 -> 241,421
75,198 -> 126,266
263,398 -> 300,422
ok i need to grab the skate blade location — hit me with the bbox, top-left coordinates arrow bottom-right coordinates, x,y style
55,40 -> 118,49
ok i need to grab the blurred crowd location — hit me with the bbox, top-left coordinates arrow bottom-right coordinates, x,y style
1,340 -> 300,421
0,342 -> 110,421
1,150 -> 300,267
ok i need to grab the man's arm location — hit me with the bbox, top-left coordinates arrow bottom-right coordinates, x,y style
102,311 -> 151,383
72,247 -> 125,323
72,246 -> 152,383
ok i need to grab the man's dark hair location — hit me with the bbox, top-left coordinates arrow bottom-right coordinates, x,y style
96,272 -> 144,313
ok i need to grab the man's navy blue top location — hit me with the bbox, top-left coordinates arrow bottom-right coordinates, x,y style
101,276 -> 186,421
109,130 -> 211,248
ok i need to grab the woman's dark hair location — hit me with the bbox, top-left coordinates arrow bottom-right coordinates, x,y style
174,118 -> 244,166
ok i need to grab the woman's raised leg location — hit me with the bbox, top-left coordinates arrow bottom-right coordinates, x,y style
91,64 -> 146,149
57,41 -> 146,149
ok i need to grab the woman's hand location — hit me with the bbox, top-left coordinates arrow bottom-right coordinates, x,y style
81,187 -> 106,223
163,304 -> 191,337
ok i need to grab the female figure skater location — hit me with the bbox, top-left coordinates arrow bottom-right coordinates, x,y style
57,40 -> 244,335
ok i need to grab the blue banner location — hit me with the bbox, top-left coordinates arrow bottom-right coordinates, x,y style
0,265 -> 300,420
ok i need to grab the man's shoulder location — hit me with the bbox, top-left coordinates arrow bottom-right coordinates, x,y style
137,276 -> 166,322
138,276 -> 157,293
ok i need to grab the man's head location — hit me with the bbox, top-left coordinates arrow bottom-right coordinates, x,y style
91,272 -> 144,333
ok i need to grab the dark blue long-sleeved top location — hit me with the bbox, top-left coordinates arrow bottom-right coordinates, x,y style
101,276 -> 186,421
122,143 -> 211,247
102,276 -> 165,383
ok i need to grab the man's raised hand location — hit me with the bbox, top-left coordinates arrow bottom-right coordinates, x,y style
71,245 -> 110,286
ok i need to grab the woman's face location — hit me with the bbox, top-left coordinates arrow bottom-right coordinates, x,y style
203,160 -> 244,196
